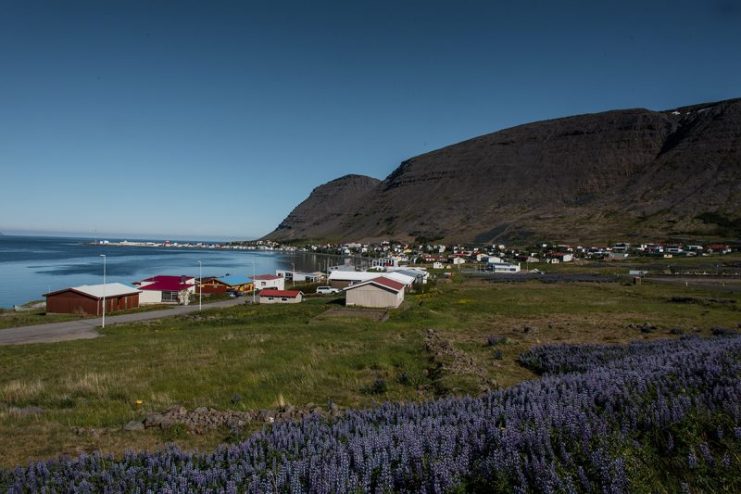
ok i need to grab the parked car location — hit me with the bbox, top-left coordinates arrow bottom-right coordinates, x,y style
315,286 -> 341,295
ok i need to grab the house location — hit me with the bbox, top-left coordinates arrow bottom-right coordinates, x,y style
45,283 -> 141,315
345,276 -> 405,308
276,270 -> 323,283
197,277 -> 230,294
258,289 -> 303,304
549,253 -> 574,263
451,257 -> 466,265
432,262 -> 444,269
386,267 -> 430,284
253,274 -> 285,291
488,262 -> 521,273
328,270 -> 416,289
134,275 -> 195,304
216,275 -> 254,293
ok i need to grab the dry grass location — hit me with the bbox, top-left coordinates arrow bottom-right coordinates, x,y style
1,379 -> 45,404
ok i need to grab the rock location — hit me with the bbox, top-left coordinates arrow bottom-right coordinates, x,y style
8,406 -> 44,417
124,420 -> 144,432
144,413 -> 164,428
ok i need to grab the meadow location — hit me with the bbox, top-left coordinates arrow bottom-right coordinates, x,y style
0,275 -> 738,489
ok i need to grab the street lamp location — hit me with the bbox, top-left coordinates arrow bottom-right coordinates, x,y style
198,260 -> 202,312
248,260 -> 256,304
100,254 -> 106,328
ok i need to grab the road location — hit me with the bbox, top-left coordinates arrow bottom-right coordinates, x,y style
0,298 -> 247,346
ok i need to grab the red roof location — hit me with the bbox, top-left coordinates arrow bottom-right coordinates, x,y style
253,274 -> 281,280
260,289 -> 302,298
138,280 -> 191,291
346,276 -> 404,293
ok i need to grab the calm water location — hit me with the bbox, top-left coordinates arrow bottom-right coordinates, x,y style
0,235 -> 334,308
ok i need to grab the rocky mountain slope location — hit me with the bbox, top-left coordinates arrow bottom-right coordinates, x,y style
268,174 -> 381,242
265,98 -> 741,244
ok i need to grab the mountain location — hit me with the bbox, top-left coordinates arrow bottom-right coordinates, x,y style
265,98 -> 741,244
268,174 -> 381,242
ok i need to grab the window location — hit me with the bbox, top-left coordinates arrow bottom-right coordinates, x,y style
162,291 -> 179,302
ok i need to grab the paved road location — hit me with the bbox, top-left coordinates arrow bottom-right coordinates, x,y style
0,298 -> 248,346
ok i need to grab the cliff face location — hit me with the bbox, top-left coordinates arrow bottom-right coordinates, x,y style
267,174 -> 381,242
265,98 -> 741,243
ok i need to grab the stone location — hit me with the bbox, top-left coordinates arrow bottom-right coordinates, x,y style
144,413 -> 164,428
124,420 -> 144,432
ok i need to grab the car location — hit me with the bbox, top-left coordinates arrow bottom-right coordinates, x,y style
315,286 -> 341,295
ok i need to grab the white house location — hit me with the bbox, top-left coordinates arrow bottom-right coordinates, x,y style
489,262 -> 521,273
253,274 -> 285,291
276,270 -> 323,283
345,276 -> 405,308
452,257 -> 466,265
134,275 -> 195,305
432,262 -> 444,269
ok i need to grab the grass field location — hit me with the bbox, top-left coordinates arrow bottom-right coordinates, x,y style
0,277 -> 738,467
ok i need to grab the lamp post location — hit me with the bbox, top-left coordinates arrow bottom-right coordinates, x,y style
248,261 -> 256,304
100,254 -> 106,328
198,260 -> 202,312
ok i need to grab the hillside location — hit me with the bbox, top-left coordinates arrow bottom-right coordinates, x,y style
267,174 -> 381,242
265,99 -> 741,243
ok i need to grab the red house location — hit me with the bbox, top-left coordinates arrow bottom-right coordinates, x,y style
45,283 -> 141,315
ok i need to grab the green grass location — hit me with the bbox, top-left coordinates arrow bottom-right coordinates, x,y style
0,278 -> 738,467
0,309 -> 83,330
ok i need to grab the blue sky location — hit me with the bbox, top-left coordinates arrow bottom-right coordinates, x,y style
2,0 -> 740,240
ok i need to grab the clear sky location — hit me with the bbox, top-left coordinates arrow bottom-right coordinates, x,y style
2,0 -> 740,240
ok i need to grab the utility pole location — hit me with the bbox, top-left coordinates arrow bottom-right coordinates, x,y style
198,260 -> 202,312
100,254 -> 106,328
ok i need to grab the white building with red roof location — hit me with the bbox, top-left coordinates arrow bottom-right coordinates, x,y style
134,275 -> 195,304
253,274 -> 285,291
258,289 -> 303,304
344,276 -> 405,308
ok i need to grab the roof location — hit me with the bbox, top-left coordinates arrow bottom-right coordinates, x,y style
328,270 -> 415,286
46,283 -> 141,299
345,276 -> 405,293
138,280 -> 191,292
253,274 -> 281,280
259,289 -> 302,298
217,275 -> 253,286
381,271 -> 416,286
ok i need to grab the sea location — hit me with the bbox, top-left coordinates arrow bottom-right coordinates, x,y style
0,235 -> 338,308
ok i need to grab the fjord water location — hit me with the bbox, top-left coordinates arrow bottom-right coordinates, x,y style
0,235 -> 314,308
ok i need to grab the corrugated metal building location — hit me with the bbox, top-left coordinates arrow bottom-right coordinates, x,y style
45,283 -> 141,315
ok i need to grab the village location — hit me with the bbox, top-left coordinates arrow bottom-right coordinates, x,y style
43,238 -> 737,319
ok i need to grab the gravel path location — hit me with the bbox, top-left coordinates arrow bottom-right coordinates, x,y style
0,298 -> 246,346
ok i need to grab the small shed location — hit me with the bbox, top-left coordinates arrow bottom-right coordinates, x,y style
259,289 -> 303,304
45,283 -> 141,315
345,276 -> 405,309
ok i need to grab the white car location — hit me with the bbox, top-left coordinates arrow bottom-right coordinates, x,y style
315,286 -> 341,295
